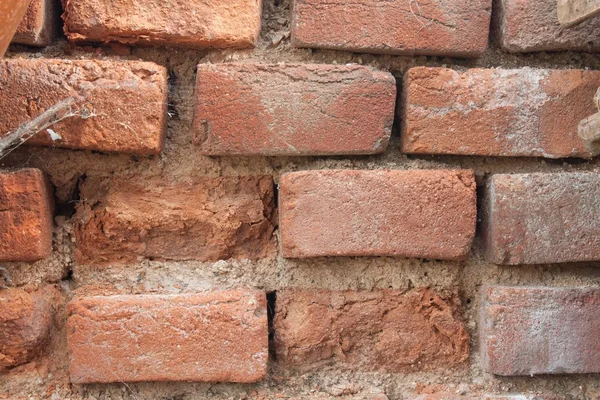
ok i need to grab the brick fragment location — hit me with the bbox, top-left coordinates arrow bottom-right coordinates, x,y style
0,169 -> 53,262
75,175 -> 276,265
291,0 -> 492,57
0,287 -> 58,370
402,67 -> 598,158
67,290 -> 268,383
62,0 -> 262,49
194,64 -> 396,156
12,0 -> 59,46
0,59 -> 167,155
279,169 -> 476,260
274,288 -> 469,372
480,286 -> 600,375
496,0 -> 600,53
483,173 -> 600,265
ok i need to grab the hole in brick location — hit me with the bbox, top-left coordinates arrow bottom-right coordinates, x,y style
267,290 -> 277,361
167,70 -> 179,120
272,180 -> 279,209
55,174 -> 86,217
466,298 -> 472,304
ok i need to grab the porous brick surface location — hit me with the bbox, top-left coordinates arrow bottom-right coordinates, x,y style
194,64 -> 396,156
12,0 -> 58,46
402,67 -> 599,158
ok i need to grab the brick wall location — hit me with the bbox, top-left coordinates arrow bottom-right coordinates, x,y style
1,0 -> 599,399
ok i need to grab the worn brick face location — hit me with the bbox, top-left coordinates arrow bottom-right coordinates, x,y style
62,0 -> 262,49
279,169 -> 476,260
12,0 -> 58,46
291,0 -> 492,57
67,290 -> 268,383
274,289 -> 469,372
0,287 -> 58,370
496,0 -> 600,53
480,286 -> 600,375
75,175 -> 276,265
0,169 -> 53,262
194,64 -> 396,156
0,59 -> 167,155
402,67 -> 598,158
483,173 -> 600,265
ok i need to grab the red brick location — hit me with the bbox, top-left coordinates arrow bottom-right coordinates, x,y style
62,0 -> 262,49
496,0 -> 600,53
0,59 -> 167,155
0,287 -> 58,370
75,175 -> 276,265
194,64 -> 396,156
402,67 -> 598,158
67,290 -> 268,383
480,286 -> 600,375
483,173 -> 600,265
274,288 -> 469,372
0,169 -> 53,262
12,0 -> 59,46
291,0 -> 492,57
279,169 -> 476,260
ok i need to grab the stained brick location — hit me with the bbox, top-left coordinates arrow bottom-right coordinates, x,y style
0,59 -> 167,155
62,0 -> 262,49
274,288 -> 469,372
483,173 -> 600,265
194,64 -> 396,156
12,0 -> 59,46
67,290 -> 268,383
0,169 -> 53,262
279,169 -> 476,260
402,67 -> 598,158
291,0 -> 492,57
75,175 -> 276,265
480,286 -> 600,375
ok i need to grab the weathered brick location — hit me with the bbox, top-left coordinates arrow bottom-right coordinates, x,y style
12,0 -> 59,46
0,0 -> 30,56
67,290 -> 268,383
480,286 -> 600,375
402,67 -> 598,158
0,287 -> 58,370
274,288 -> 469,372
75,175 -> 276,265
0,169 -> 53,262
279,170 -> 476,260
496,0 -> 600,53
194,64 -> 396,156
62,0 -> 262,49
483,173 -> 600,265
0,59 -> 167,155
291,0 -> 492,57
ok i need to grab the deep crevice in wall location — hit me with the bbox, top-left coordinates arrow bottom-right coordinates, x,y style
267,290 -> 277,361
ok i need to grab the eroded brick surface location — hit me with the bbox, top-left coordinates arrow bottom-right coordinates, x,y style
67,290 -> 268,383
480,286 -> 600,375
274,288 -> 469,372
12,0 -> 58,46
279,169 -> 476,260
194,64 -> 396,156
402,67 -> 598,158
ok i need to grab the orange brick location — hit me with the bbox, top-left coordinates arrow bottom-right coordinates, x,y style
0,169 -> 53,262
12,0 -> 59,46
63,0 -> 262,49
67,290 -> 268,383
194,64 -> 396,156
0,59 -> 167,155
402,67 -> 598,158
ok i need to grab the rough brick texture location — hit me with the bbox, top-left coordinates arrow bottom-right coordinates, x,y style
62,0 -> 262,49
402,67 -> 598,158
483,173 -> 600,265
0,169 -> 53,262
194,64 -> 396,156
12,0 -> 58,46
481,286 -> 600,375
279,169 -> 476,260
0,287 -> 58,370
496,0 -> 600,53
67,290 -> 268,383
75,175 -> 276,265
0,59 -> 167,155
274,288 -> 469,372
291,0 -> 492,57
